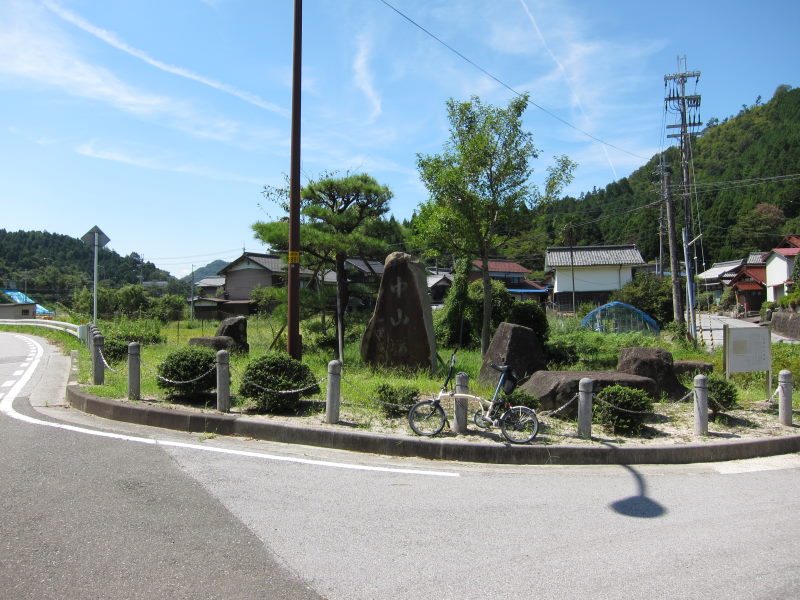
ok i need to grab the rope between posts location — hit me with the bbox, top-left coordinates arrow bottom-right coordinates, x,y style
140,360 -> 218,385
97,348 -> 124,374
228,365 -> 324,395
593,395 -> 657,415
538,394 -> 578,419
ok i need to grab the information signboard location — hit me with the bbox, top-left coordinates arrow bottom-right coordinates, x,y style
724,326 -> 771,373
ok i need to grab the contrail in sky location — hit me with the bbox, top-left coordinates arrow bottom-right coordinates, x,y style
44,0 -> 289,118
518,0 -> 618,179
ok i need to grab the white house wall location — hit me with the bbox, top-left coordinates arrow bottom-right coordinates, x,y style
766,254 -> 791,302
553,266 -> 633,293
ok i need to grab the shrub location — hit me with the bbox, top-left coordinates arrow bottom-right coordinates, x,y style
102,337 -> 129,365
504,389 -> 540,410
594,385 -> 654,435
104,318 -> 165,344
706,375 -> 738,417
156,346 -> 217,395
239,352 -> 320,413
373,383 -> 420,418
507,300 -> 549,344
544,339 -> 579,367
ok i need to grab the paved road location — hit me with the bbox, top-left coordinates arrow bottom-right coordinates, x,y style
3,332 -> 800,599
694,312 -> 797,350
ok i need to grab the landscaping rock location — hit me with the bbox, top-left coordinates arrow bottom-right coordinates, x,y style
215,316 -> 249,353
188,336 -> 233,352
617,347 -> 687,399
521,370 -> 657,415
771,311 -> 800,340
673,360 -> 713,378
478,322 -> 547,388
360,252 -> 437,372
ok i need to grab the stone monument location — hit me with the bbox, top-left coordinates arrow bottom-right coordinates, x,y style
360,252 -> 437,372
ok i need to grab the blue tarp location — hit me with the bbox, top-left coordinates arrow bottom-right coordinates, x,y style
1,289 -> 54,315
580,301 -> 659,333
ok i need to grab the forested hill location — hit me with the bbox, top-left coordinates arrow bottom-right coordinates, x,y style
524,84 -> 800,268
178,260 -> 228,283
0,229 -> 176,302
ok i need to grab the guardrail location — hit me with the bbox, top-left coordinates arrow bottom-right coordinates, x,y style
0,318 -> 83,339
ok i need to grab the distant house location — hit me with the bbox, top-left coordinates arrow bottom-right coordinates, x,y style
469,259 -> 530,285
697,259 -> 745,302
427,272 -> 452,305
218,252 -> 313,301
766,247 -> 799,302
194,276 -> 225,298
191,252 -> 312,319
727,265 -> 766,312
545,245 -> 645,311
0,302 -> 36,319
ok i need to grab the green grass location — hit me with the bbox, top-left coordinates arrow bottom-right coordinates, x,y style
5,314 -> 800,427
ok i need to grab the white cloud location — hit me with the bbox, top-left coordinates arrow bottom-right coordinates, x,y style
353,34 -> 382,122
43,0 -> 288,117
75,140 -> 264,184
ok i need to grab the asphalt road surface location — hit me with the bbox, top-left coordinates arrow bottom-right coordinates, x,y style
2,332 -> 799,599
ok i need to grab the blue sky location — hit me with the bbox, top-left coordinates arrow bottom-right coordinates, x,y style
1,0 -> 797,277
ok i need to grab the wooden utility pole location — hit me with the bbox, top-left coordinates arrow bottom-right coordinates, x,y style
287,0 -> 302,360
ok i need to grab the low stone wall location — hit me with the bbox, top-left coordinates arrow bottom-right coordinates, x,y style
771,311 -> 800,340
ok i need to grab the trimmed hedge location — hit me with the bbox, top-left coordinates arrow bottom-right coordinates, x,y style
594,385 -> 654,435
239,352 -> 320,413
373,383 -> 420,419
156,346 -> 217,395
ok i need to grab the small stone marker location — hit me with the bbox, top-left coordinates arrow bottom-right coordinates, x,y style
215,316 -> 249,354
360,252 -> 437,372
478,322 -> 547,387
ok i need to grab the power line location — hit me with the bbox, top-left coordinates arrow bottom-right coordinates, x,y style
377,0 -> 649,160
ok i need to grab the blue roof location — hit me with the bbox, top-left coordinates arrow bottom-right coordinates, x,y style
2,289 -> 54,315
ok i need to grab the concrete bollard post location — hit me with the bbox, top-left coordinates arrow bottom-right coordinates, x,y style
92,334 -> 104,385
128,342 -> 140,401
325,360 -> 342,424
216,350 -> 230,412
694,374 -> 708,435
577,377 -> 593,438
453,372 -> 469,434
779,369 -> 793,426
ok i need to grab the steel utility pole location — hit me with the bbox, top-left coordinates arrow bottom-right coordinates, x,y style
287,0 -> 302,360
664,58 -> 701,330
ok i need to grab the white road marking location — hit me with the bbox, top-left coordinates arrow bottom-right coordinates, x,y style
0,334 -> 459,479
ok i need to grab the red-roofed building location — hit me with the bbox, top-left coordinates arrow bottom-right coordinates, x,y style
469,259 -> 531,285
728,266 -> 766,312
766,247 -> 800,302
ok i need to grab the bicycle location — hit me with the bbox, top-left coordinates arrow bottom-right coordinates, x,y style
407,352 -> 540,444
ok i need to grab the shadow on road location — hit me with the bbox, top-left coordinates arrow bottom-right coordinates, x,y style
608,463 -> 668,518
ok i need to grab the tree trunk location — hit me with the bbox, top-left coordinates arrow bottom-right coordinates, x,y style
335,254 -> 348,361
481,256 -> 492,356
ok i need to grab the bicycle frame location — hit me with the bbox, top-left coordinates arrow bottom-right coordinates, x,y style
433,361 -> 511,426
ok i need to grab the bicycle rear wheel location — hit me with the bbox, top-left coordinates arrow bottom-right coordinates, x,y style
408,400 -> 446,436
500,406 -> 539,444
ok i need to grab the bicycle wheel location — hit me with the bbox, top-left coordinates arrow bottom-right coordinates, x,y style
408,400 -> 446,437
500,406 -> 539,444
473,409 -> 491,429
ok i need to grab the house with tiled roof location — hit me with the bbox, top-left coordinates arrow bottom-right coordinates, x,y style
545,244 -> 645,311
766,247 -> 800,302
469,259 -> 548,303
728,266 -> 767,312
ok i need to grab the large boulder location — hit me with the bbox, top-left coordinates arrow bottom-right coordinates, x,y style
521,370 -> 657,415
189,336 -> 234,352
478,322 -> 547,388
673,360 -> 713,379
215,316 -> 249,354
616,347 -> 686,399
360,252 -> 437,372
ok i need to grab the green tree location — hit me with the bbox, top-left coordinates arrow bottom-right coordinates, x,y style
254,173 -> 392,359
609,272 -> 674,327
415,94 -> 575,354
117,284 -> 149,317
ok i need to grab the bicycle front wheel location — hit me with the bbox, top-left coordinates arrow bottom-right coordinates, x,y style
408,400 -> 446,436
500,406 -> 539,444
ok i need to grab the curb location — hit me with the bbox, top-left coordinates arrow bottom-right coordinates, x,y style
65,385 -> 800,465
